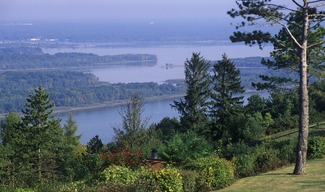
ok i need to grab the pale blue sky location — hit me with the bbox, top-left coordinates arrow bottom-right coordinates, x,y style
1,0 -> 238,22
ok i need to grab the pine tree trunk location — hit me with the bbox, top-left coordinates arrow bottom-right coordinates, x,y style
293,3 -> 309,175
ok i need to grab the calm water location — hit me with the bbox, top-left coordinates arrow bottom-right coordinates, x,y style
44,44 -> 272,83
56,98 -> 179,144
47,45 -> 271,144
56,91 -> 268,144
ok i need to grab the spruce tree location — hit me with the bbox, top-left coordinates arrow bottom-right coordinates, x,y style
172,52 -> 211,134
210,54 -> 245,142
18,86 -> 63,185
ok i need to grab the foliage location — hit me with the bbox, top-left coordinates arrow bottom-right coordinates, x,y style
241,112 -> 272,142
137,166 -> 183,192
0,70 -> 186,114
209,54 -> 245,142
149,117 -> 181,143
308,136 -> 325,159
0,47 -> 157,70
161,131 -> 213,164
101,146 -> 143,169
102,165 -> 137,185
228,0 -> 325,175
185,156 -> 235,190
87,135 -> 104,154
224,140 -> 297,177
58,114 -> 84,181
114,94 -> 148,153
172,52 -> 211,134
11,87 -> 64,186
180,170 -> 199,192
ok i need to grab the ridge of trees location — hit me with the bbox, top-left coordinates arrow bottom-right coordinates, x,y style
0,47 -> 157,70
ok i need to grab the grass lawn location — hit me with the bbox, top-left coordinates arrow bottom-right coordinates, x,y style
219,158 -> 325,192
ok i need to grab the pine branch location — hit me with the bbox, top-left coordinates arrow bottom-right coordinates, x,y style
307,40 -> 325,48
270,17 -> 302,48
309,13 -> 325,17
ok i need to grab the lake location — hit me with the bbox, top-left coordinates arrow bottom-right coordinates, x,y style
55,91 -> 268,144
44,44 -> 272,83
56,98 -> 180,144
47,44 -> 271,144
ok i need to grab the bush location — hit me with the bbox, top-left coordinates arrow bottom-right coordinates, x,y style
137,166 -> 183,192
308,136 -> 325,159
102,165 -> 137,185
180,170 -> 199,192
233,154 -> 257,177
254,145 -> 280,173
185,156 -> 235,190
161,131 -> 213,164
273,139 -> 296,165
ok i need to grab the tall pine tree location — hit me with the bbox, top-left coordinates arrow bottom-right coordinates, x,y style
18,87 -> 63,185
172,52 -> 211,134
210,54 -> 245,143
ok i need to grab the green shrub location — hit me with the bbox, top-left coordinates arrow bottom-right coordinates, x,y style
308,136 -> 325,159
161,131 -> 213,164
137,166 -> 183,192
15,189 -> 35,192
185,156 -> 235,190
34,181 -> 96,192
255,146 -> 280,173
273,139 -> 296,165
233,154 -> 257,177
102,165 -> 137,185
180,170 -> 199,192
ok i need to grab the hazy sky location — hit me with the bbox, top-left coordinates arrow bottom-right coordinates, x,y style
1,0 -> 238,22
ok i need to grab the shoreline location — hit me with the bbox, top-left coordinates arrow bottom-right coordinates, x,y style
0,90 -> 265,119
0,94 -> 184,119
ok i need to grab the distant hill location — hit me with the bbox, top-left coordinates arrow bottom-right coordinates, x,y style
0,47 -> 157,70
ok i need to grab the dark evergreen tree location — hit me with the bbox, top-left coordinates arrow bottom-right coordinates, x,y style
59,114 -> 84,181
0,112 -> 21,187
86,135 -> 104,154
172,52 -> 211,134
18,87 -> 63,185
209,54 -> 245,143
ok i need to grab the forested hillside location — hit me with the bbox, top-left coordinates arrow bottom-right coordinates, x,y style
0,47 -> 157,70
0,71 -> 185,113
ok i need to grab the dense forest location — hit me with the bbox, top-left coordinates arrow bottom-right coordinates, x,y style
0,47 -> 157,70
0,70 -> 186,114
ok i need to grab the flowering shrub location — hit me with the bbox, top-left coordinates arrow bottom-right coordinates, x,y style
100,146 -> 143,168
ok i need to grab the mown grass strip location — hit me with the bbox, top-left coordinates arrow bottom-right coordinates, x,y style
219,158 -> 325,192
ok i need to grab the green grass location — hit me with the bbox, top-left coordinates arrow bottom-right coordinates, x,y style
219,158 -> 325,192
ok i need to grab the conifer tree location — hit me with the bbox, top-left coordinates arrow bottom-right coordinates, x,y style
59,114 -> 84,181
18,86 -> 63,185
172,52 -> 211,134
228,0 -> 325,175
210,54 -> 245,142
